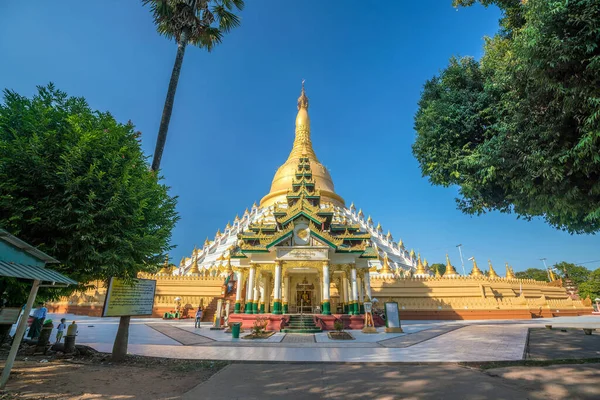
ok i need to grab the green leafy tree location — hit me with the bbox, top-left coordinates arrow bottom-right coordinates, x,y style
413,0 -> 600,233
144,0 -> 244,171
554,261 -> 591,287
430,263 -> 446,276
0,84 -> 179,359
578,268 -> 600,302
514,268 -> 549,282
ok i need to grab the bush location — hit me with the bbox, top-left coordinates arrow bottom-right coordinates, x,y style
333,320 -> 344,332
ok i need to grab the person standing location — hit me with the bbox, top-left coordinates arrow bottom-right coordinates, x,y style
194,307 -> 203,328
27,302 -> 47,339
55,318 -> 67,343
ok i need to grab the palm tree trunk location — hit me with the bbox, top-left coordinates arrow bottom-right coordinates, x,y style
151,36 -> 188,172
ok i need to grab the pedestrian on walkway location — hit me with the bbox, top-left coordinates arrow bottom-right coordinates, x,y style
55,318 -> 67,343
27,302 -> 47,339
195,307 -> 203,328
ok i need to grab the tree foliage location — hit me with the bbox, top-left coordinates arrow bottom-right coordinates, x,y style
578,268 -> 600,301
144,0 -> 244,51
413,0 -> 600,233
514,268 -> 548,282
0,84 -> 179,305
554,261 -> 591,287
430,263 -> 446,276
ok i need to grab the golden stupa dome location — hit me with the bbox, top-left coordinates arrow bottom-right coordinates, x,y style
260,82 -> 345,208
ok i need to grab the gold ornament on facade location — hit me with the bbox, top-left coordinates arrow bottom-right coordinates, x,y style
381,254 -> 392,274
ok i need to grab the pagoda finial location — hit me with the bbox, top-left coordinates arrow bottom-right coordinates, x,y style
398,238 -> 404,249
488,260 -> 499,278
386,230 -> 392,241
189,257 -> 200,275
505,263 -> 516,279
415,253 -> 427,276
434,264 -> 442,277
376,222 -> 382,232
179,256 -> 186,267
358,208 -> 364,218
382,253 -> 391,274
350,202 -> 355,210
298,79 -> 309,110
469,257 -> 483,277
443,254 -> 459,277
367,215 -> 373,225
204,237 -> 210,246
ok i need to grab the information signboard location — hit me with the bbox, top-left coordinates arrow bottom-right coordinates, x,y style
384,302 -> 403,333
102,278 -> 156,317
0,308 -> 21,324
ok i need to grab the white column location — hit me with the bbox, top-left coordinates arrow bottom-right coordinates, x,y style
322,261 -> 331,314
357,276 -> 364,303
253,272 -> 261,310
351,266 -> 358,315
274,261 -> 282,314
364,271 -> 372,300
235,271 -> 243,301
343,275 -> 349,307
259,277 -> 265,313
283,275 -> 290,313
246,266 -> 255,313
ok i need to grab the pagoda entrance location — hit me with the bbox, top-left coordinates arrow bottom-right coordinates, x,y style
287,273 -> 320,314
295,277 -> 315,314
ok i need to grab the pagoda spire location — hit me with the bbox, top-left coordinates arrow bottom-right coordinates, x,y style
505,263 -> 516,279
415,254 -> 427,276
287,80 -> 318,161
443,254 -> 459,277
469,257 -> 484,277
488,260 -> 499,278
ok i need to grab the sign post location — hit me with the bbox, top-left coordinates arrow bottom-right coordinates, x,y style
384,301 -> 403,333
361,301 -> 377,333
102,278 -> 157,317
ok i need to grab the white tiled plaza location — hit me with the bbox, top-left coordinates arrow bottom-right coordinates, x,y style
34,314 -> 600,363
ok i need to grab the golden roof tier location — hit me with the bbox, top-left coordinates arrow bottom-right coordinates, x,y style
260,82 -> 345,208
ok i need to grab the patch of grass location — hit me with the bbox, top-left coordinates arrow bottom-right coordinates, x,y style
460,358 -> 600,370
170,360 -> 229,372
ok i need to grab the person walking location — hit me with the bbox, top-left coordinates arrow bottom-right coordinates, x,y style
27,302 -> 47,339
55,318 -> 67,343
194,307 -> 203,328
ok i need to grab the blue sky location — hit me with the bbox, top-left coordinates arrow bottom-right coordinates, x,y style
1,1 -> 599,273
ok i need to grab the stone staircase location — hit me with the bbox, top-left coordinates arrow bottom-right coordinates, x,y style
281,314 -> 322,333
202,282 -> 237,322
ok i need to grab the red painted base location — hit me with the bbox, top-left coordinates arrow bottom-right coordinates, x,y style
226,314 -> 384,331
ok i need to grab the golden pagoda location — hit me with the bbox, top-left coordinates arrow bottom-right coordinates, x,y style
443,254 -> 459,277
488,260 -> 499,278
260,81 -> 344,208
469,258 -> 484,277
506,263 -> 516,279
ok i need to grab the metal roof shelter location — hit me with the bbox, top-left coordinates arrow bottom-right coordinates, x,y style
0,229 -> 77,388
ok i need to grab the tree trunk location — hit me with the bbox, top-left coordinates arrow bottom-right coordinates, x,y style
111,315 -> 130,361
151,37 -> 188,172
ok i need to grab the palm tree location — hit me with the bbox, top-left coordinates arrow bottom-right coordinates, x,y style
144,0 -> 244,172
110,0 -> 244,363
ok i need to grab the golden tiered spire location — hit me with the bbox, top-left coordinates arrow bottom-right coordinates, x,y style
350,202 -> 355,210
179,256 -> 186,267
415,254 -> 427,275
434,264 -> 442,277
376,222 -> 382,232
204,237 -> 210,246
158,255 -> 171,274
443,254 -> 459,277
409,249 -> 415,258
358,209 -> 364,218
488,260 -> 499,278
398,238 -> 404,249
505,263 -> 516,279
381,253 -> 391,274
260,82 -> 344,207
234,214 -> 240,222
386,230 -> 392,241
189,257 -> 200,275
367,215 -> 373,224
469,258 -> 484,277
549,269 -> 557,281
225,221 -> 231,230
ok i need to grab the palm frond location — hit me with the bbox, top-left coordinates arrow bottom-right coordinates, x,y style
143,0 -> 243,50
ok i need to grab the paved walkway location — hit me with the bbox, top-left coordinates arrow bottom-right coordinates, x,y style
36,314 -> 600,363
182,363 -> 600,400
